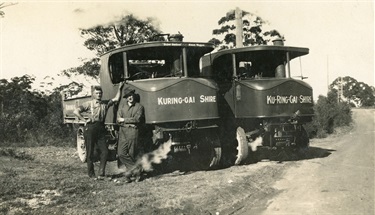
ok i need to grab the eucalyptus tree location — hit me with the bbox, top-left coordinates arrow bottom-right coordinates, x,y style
208,9 -> 282,50
63,14 -> 163,80
330,76 -> 375,107
81,14 -> 163,56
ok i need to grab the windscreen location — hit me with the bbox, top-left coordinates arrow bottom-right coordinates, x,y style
108,45 -> 213,82
234,50 -> 286,78
127,46 -> 183,79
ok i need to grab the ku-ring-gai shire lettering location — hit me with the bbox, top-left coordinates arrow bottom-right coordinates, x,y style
267,95 -> 312,104
158,95 -> 216,105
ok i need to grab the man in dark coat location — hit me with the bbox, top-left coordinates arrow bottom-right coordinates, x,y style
117,87 -> 145,182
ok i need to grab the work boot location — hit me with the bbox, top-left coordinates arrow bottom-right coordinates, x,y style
124,176 -> 132,183
134,174 -> 142,182
123,172 -> 132,183
98,167 -> 105,178
95,175 -> 105,180
88,170 -> 95,178
133,170 -> 143,182
88,167 -> 95,178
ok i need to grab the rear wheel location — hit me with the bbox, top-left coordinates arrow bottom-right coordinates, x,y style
77,126 -> 86,163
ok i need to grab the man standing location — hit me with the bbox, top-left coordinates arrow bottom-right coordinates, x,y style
74,84 -> 122,179
117,86 -> 145,183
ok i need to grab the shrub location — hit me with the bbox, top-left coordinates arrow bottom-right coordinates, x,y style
0,76 -> 75,147
334,102 -> 352,127
306,91 -> 352,139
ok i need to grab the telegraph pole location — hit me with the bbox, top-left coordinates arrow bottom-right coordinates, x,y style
235,7 -> 243,48
340,76 -> 343,102
327,55 -> 329,91
337,76 -> 343,103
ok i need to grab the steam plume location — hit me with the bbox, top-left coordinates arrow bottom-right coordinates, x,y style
126,139 -> 172,176
248,136 -> 263,152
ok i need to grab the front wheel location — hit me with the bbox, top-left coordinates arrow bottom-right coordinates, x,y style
77,126 -> 87,163
294,125 -> 310,159
190,132 -> 222,170
234,127 -> 249,165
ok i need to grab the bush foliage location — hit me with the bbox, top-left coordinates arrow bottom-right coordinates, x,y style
305,91 -> 352,138
0,75 -> 75,146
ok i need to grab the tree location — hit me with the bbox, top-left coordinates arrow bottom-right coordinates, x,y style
330,76 -> 375,107
60,58 -> 101,80
0,75 -> 48,142
0,75 -> 75,144
0,2 -> 17,18
209,9 -> 282,50
80,14 -> 163,56
62,14 -> 163,81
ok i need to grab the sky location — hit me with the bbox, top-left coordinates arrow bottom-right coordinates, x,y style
0,1 -> 374,99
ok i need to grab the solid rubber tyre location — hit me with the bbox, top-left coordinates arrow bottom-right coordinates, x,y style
234,127 -> 249,165
189,132 -> 222,170
77,126 -> 87,163
209,147 -> 222,168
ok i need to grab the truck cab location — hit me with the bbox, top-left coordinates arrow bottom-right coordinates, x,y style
201,40 -> 314,164
84,36 -> 222,170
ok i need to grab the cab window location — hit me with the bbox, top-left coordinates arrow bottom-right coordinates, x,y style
108,53 -> 125,84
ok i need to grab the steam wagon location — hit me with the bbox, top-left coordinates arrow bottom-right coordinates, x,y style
62,34 -> 222,170
200,39 -> 314,165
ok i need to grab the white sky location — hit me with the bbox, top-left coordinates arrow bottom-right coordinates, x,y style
0,1 -> 374,98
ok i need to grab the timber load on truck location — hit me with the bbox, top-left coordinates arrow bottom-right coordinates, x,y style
201,38 -> 314,165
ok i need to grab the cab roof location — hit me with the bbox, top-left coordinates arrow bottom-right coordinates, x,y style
100,41 -> 215,57
204,45 -> 309,61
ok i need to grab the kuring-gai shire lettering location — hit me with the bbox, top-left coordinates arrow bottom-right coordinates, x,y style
267,95 -> 312,104
157,95 -> 216,105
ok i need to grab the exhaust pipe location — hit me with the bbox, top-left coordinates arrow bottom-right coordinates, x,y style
273,37 -> 286,78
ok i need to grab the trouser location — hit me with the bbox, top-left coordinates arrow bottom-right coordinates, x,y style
117,126 -> 140,172
84,121 -> 108,177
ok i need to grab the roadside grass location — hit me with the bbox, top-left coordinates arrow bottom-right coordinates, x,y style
0,145 -> 262,214
331,123 -> 354,137
0,146 -> 185,214
0,147 -> 90,214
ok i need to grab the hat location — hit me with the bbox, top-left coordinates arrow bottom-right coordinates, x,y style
123,87 -> 135,98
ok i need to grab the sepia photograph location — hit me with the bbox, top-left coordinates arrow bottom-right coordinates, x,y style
0,1 -> 374,214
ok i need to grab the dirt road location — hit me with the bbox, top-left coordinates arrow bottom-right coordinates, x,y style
0,109 -> 374,215
254,109 -> 374,215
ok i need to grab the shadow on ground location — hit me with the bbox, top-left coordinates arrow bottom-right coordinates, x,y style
111,145 -> 337,180
252,146 -> 336,164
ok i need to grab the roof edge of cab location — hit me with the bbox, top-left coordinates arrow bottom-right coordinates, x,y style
204,45 -> 309,62
100,41 -> 215,57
